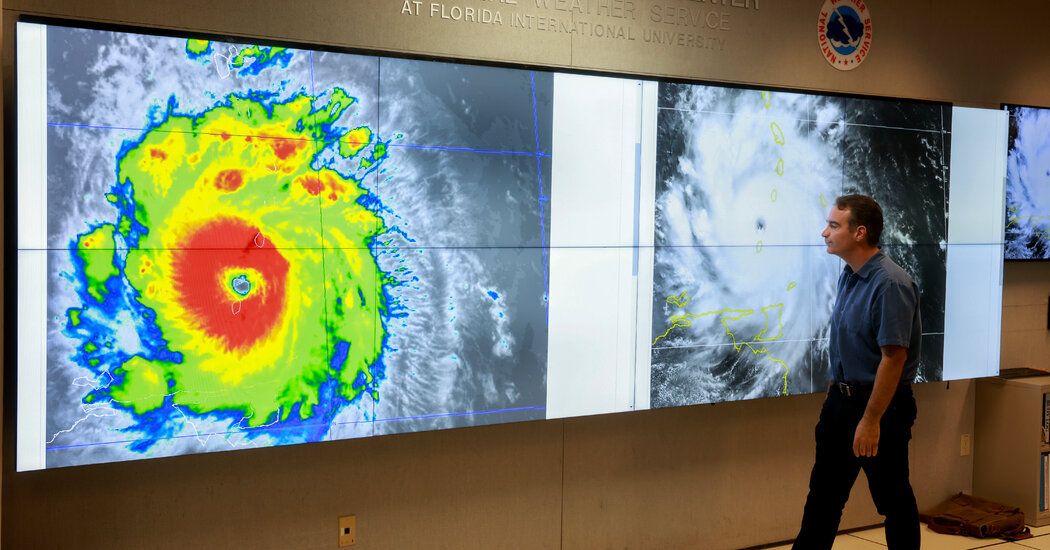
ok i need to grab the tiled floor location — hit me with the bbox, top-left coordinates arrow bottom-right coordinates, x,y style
762,524 -> 1050,549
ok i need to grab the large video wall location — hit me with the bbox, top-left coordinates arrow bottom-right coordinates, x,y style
16,21 -> 1006,470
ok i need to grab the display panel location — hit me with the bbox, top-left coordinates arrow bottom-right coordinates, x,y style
649,85 -> 950,405
1004,105 -> 1050,260
18,22 -> 551,469
16,20 -> 1006,470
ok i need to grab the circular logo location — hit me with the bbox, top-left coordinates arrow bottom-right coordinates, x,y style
818,0 -> 872,71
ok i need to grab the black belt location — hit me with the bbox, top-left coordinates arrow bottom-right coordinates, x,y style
835,382 -> 873,398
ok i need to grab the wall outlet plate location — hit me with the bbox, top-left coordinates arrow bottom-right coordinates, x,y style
339,515 -> 356,547
961,433 -> 971,456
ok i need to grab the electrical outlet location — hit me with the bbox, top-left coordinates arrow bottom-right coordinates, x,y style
960,433 -> 971,456
338,515 -> 356,547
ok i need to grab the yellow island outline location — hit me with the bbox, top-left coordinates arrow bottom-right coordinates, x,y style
1006,206 -> 1050,241
653,290 -> 794,396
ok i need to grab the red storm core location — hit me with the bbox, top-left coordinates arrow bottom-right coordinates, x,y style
171,217 -> 290,352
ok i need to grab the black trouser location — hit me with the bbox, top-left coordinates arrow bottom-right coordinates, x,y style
793,384 -> 919,550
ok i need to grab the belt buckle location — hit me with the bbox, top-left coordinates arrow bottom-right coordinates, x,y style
837,382 -> 853,397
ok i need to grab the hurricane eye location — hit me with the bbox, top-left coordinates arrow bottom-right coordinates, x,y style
231,274 -> 252,296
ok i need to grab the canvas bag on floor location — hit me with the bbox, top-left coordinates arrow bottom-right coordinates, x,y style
919,492 -> 1032,541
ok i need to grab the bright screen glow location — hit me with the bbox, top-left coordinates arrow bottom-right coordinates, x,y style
1004,104 -> 1050,260
16,21 -> 1006,470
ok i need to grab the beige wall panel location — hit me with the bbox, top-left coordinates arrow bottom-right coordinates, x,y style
1001,330 -> 1050,371
6,0 -> 574,67
927,0 -> 1050,108
1001,305 -> 1049,331
2,420 -> 565,550
1003,263 -> 1050,307
564,0 -> 863,92
910,380 -> 975,508
1001,263 -> 1050,369
565,2 -> 789,85
340,1 -> 574,67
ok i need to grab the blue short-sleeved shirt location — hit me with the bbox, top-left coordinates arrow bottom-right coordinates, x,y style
828,250 -> 921,385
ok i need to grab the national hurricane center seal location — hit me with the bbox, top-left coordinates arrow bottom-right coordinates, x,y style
818,0 -> 871,71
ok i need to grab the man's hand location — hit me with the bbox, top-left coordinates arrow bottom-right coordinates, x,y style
853,345 -> 908,457
853,417 -> 880,457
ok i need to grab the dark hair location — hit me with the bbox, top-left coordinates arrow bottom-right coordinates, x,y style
834,194 -> 883,247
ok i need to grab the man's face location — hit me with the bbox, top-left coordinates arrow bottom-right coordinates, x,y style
821,206 -> 859,258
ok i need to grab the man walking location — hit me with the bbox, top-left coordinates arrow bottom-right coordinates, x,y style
793,194 -> 922,550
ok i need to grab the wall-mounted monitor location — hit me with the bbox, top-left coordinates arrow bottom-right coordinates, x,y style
15,19 -> 1007,470
1003,104 -> 1050,260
